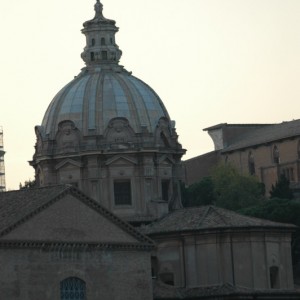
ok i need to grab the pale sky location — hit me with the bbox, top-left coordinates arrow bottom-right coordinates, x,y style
1,0 -> 300,190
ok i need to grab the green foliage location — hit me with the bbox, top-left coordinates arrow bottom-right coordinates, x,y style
239,198 -> 300,226
212,163 -> 265,211
182,163 -> 265,210
19,179 -> 36,190
270,174 -> 293,200
182,177 -> 215,207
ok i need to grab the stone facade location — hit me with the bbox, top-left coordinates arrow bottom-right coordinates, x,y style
152,231 -> 294,290
143,206 -> 295,292
0,247 -> 152,300
0,186 -> 154,300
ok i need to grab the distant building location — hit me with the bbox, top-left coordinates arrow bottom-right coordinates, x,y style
184,121 -> 300,196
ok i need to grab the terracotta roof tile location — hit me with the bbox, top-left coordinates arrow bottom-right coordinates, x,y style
0,185 -> 154,246
0,185 -> 68,233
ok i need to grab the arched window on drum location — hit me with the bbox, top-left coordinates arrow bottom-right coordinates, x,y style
60,277 -> 86,300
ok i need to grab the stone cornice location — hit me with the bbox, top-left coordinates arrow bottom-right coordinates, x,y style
0,240 -> 154,251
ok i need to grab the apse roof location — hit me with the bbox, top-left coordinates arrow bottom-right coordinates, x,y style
142,206 -> 295,235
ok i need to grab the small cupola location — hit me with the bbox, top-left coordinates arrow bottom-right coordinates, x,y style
81,0 -> 122,67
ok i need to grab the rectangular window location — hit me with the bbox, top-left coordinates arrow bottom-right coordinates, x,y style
161,180 -> 170,201
102,51 -> 108,60
114,180 -> 132,205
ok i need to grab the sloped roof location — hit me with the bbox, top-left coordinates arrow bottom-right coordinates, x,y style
0,185 -> 154,247
203,123 -> 271,131
222,119 -> 300,152
142,206 -> 295,235
153,281 -> 300,299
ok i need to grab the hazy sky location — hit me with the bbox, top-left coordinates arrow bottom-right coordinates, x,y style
1,0 -> 300,190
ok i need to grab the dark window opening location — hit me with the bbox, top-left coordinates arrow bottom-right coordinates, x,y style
114,180 -> 132,205
249,162 -> 255,175
159,272 -> 174,286
91,52 -> 95,61
161,180 -> 170,201
101,37 -> 106,45
102,51 -> 108,60
60,277 -> 86,300
270,266 -> 280,289
110,37 -> 113,45
248,152 -> 255,175
273,145 -> 280,164
91,38 -> 95,46
151,257 -> 158,279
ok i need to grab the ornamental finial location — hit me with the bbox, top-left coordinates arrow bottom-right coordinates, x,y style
94,0 -> 103,17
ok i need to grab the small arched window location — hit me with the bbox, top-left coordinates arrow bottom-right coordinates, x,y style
101,37 -> 106,45
60,277 -> 86,300
248,151 -> 255,175
273,145 -> 280,164
91,38 -> 95,46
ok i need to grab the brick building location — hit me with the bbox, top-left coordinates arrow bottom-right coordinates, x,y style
184,121 -> 300,196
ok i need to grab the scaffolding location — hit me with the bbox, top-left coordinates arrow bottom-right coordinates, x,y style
0,127 -> 5,192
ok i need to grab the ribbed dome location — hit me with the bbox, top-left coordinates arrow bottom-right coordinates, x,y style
42,69 -> 170,138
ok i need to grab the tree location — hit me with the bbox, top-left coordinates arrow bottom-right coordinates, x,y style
182,164 -> 265,210
182,177 -> 215,207
270,174 -> 293,200
19,179 -> 36,190
239,197 -> 300,225
211,163 -> 265,211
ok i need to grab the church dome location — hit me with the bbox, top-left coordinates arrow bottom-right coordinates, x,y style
42,69 -> 170,139
40,0 -> 171,141
32,1 -> 185,222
